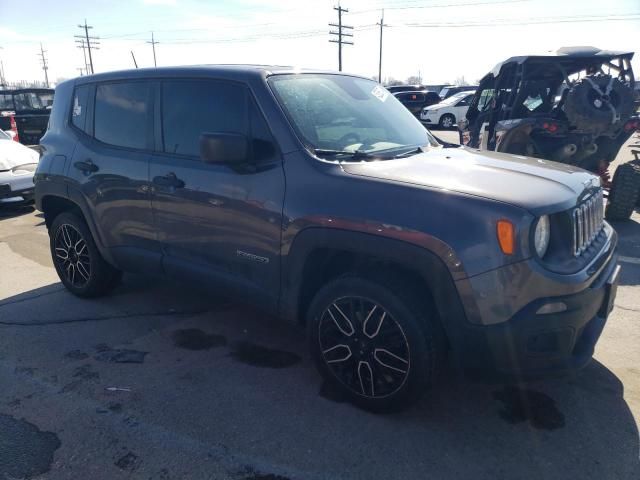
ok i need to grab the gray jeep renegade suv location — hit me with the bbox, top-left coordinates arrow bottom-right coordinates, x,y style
35,66 -> 620,412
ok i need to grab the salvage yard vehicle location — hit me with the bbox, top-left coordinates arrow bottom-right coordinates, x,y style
394,90 -> 441,116
420,90 -> 475,128
0,129 -> 39,204
0,88 -> 55,145
459,47 -> 639,220
35,66 -> 619,411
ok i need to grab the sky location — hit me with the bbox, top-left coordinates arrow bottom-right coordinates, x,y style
0,0 -> 638,86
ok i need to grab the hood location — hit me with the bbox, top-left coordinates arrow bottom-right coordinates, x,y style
0,140 -> 39,171
423,104 -> 442,112
342,147 -> 597,214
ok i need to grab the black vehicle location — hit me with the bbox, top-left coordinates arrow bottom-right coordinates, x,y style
394,90 -> 441,116
439,85 -> 477,99
385,84 -> 426,94
35,66 -> 619,412
459,47 -> 639,220
0,88 -> 54,145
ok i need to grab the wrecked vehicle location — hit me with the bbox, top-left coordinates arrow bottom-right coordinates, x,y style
0,88 -> 55,145
459,47 -> 639,220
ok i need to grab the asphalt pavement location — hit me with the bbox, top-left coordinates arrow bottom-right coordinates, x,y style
0,132 -> 639,480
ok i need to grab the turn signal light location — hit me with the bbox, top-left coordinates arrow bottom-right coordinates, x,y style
497,220 -> 515,255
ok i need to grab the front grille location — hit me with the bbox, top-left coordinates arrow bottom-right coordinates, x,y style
572,189 -> 604,256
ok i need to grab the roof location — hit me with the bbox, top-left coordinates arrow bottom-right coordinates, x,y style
73,64 -> 367,86
488,46 -> 634,78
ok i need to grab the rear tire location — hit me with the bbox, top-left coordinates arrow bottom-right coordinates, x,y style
307,273 -> 444,413
50,211 -> 122,297
439,114 -> 456,129
605,161 -> 640,221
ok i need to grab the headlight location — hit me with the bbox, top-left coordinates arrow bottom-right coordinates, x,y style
534,215 -> 550,258
11,163 -> 37,175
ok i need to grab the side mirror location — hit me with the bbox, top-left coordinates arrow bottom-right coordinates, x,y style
200,132 -> 248,165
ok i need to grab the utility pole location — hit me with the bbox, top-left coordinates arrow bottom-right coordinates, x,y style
38,43 -> 49,87
76,67 -> 84,76
329,4 -> 353,71
147,31 -> 159,67
377,9 -> 388,83
75,20 -> 99,74
0,46 -> 5,86
131,51 -> 138,69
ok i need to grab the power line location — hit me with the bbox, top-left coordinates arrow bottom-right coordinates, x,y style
37,43 -> 49,87
75,20 -> 100,74
349,0 -> 530,14
147,31 -> 159,67
403,13 -> 640,28
329,4 -> 353,71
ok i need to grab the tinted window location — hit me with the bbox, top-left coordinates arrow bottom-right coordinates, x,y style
94,82 -> 150,149
71,85 -> 91,133
0,94 -> 13,110
162,80 -> 247,157
13,92 -> 53,110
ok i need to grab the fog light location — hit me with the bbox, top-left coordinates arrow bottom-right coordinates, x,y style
536,302 -> 567,315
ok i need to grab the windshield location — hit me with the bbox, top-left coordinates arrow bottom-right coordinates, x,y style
439,91 -> 472,106
13,92 -> 54,111
269,74 -> 438,159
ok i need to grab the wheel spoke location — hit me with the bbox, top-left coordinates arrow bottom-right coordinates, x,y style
322,344 -> 352,364
363,308 -> 385,339
357,361 -> 375,397
55,247 -> 69,260
374,348 -> 409,374
61,225 -> 72,248
327,303 -> 355,337
76,261 -> 90,281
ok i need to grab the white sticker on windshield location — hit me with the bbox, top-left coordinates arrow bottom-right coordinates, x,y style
371,85 -> 389,102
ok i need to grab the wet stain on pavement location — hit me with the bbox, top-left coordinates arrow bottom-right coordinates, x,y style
64,350 -> 89,361
95,348 -> 148,364
229,341 -> 301,369
238,466 -> 292,480
318,381 -> 347,403
0,413 -> 61,479
172,328 -> 227,350
114,451 -> 138,471
493,386 -> 565,430
73,364 -> 100,381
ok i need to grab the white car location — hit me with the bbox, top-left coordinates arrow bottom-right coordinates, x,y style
0,130 -> 40,204
420,90 -> 476,128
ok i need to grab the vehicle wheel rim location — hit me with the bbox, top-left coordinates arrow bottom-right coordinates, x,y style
442,116 -> 453,128
54,224 -> 91,288
318,296 -> 410,399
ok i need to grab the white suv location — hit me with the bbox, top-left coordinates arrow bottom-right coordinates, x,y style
420,91 -> 475,128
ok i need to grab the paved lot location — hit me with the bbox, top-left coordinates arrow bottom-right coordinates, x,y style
1,134 -> 639,479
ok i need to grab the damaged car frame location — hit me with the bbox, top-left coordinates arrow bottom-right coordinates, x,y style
459,47 -> 639,220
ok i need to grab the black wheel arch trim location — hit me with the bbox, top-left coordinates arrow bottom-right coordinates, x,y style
279,227 -> 470,343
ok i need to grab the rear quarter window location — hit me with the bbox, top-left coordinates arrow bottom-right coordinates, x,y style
71,85 -> 91,133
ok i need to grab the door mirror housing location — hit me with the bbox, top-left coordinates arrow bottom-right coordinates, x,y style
200,132 -> 248,165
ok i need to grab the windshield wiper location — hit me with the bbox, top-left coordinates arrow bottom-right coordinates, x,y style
392,146 -> 426,158
313,148 -> 377,161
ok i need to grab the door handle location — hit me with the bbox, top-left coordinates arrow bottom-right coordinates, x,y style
153,172 -> 185,189
74,159 -> 99,173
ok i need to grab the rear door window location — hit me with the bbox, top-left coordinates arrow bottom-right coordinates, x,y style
0,94 -> 13,110
94,82 -> 151,150
161,80 -> 247,158
71,85 -> 91,133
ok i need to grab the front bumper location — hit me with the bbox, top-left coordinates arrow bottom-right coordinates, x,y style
452,233 -> 619,380
0,172 -> 35,203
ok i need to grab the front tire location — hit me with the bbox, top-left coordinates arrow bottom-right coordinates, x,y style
439,113 -> 456,129
50,211 -> 121,297
307,274 -> 444,412
605,160 -> 640,221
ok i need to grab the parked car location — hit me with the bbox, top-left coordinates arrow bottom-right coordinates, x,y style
36,66 -> 619,412
0,129 -> 39,204
385,84 -> 426,94
0,88 -> 54,145
420,91 -> 475,128
459,47 -> 639,220
439,85 -> 477,99
394,90 -> 441,116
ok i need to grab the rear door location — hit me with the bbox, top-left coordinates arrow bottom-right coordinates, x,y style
149,79 -> 285,307
66,80 -> 159,271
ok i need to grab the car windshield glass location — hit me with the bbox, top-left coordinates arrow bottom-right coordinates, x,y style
269,74 -> 438,159
0,94 -> 14,110
0,129 -> 10,140
13,92 -> 54,111
439,91 -> 471,106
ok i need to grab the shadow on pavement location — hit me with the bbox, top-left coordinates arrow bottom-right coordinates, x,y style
0,204 -> 35,220
0,273 -> 638,479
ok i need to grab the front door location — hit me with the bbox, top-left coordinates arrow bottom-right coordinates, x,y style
149,79 -> 285,307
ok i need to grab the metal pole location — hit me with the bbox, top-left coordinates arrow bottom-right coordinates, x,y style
378,10 -> 384,83
83,20 -> 94,74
